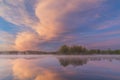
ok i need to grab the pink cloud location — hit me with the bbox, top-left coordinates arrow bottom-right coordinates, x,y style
96,18 -> 120,30
90,38 -> 120,49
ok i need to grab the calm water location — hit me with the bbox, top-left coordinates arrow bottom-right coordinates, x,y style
0,55 -> 120,80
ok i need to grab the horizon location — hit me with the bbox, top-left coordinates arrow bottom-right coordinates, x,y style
0,0 -> 120,51
0,45 -> 119,52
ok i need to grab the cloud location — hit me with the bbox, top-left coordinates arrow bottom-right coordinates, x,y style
96,17 -> 120,30
89,38 -> 120,49
0,31 -> 14,43
14,32 -> 41,50
0,0 -> 106,50
0,0 -> 37,27
0,31 -> 15,51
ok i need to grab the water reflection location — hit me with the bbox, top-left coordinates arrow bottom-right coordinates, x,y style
0,55 -> 120,80
12,59 -> 63,80
59,58 -> 88,67
58,56 -> 120,67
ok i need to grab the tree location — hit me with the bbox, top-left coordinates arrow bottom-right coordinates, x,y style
59,45 -> 70,54
70,45 -> 87,54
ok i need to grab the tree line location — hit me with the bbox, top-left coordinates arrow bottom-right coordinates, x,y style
58,45 -> 120,54
0,45 -> 120,55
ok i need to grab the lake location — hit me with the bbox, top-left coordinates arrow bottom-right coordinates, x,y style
0,55 -> 120,80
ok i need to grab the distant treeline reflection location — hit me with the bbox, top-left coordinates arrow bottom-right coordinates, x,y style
59,58 -> 87,67
58,57 -> 120,67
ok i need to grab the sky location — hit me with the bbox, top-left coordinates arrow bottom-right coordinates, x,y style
0,0 -> 120,51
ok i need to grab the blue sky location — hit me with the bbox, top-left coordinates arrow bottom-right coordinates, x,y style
0,0 -> 120,51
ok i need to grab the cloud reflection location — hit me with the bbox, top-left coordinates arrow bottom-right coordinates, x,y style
12,59 -> 63,80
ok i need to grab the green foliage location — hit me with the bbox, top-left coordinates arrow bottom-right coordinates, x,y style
70,45 -> 87,53
114,50 -> 120,54
88,49 -> 101,54
59,45 -> 87,54
58,45 -> 120,55
59,45 -> 70,54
